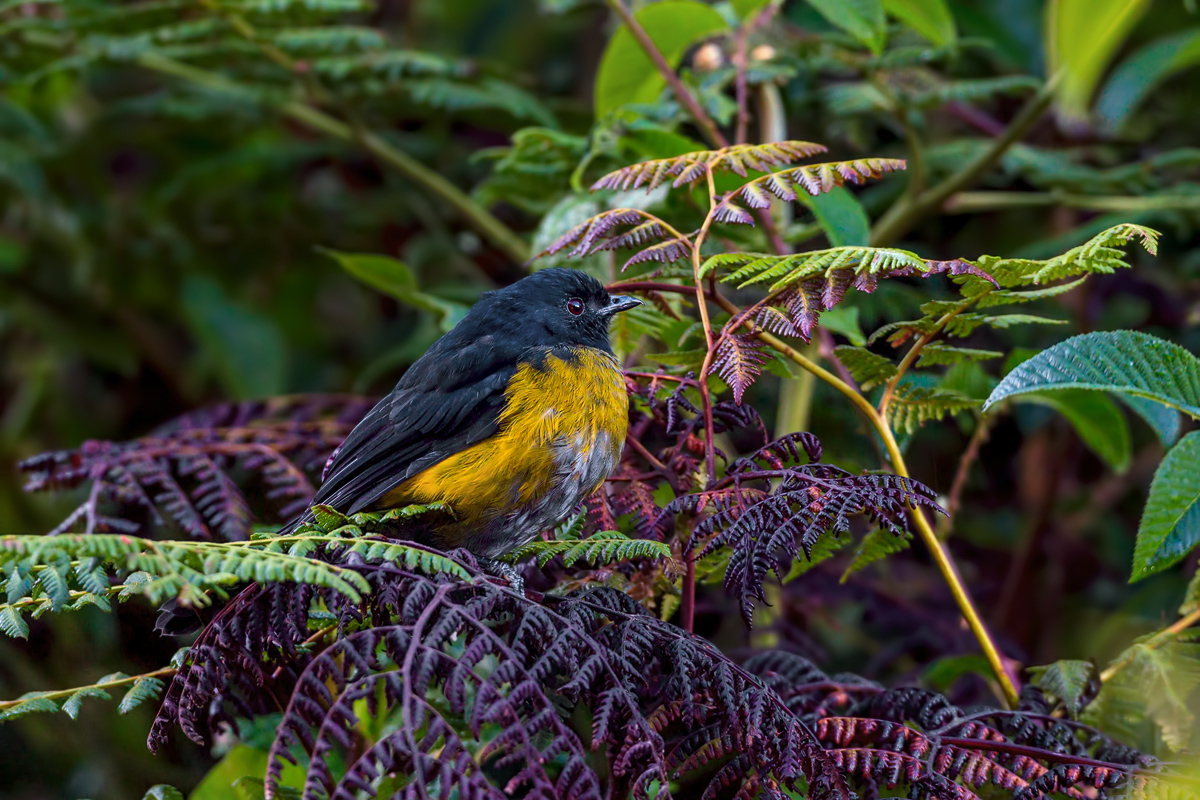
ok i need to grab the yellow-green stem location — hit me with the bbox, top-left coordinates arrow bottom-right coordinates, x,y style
1100,606 -> 1200,683
715,294 -> 1020,707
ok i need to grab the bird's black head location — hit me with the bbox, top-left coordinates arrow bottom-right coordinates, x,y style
468,268 -> 642,353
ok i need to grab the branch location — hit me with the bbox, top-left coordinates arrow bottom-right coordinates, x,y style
605,0 -> 729,149
134,53 -> 530,264
0,666 -> 177,714
870,81 -> 1055,246
709,290 -> 1021,708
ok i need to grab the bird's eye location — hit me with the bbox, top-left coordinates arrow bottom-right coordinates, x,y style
567,297 -> 585,316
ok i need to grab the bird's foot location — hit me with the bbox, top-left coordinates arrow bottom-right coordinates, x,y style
477,558 -> 525,593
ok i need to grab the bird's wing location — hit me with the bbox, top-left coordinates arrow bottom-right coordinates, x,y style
311,333 -> 520,515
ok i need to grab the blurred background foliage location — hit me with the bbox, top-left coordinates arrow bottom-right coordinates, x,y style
2,0 -> 1200,796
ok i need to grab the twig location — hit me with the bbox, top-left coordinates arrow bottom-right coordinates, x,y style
0,666 -> 177,713
604,0 -> 728,149
940,414 -> 993,535
1101,606 -> 1200,683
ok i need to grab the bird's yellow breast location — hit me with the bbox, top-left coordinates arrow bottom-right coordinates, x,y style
383,347 -> 628,528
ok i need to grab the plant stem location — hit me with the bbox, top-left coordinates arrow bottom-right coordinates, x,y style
1100,607 -> 1200,683
0,666 -> 177,713
134,52 -> 530,264
604,0 -> 728,149
870,82 -> 1055,246
940,414 -> 993,536
709,291 -> 1020,707
945,190 -> 1200,214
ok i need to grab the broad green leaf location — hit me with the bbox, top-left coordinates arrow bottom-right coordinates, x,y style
190,745 -> 306,800
180,275 -> 286,400
594,1 -> 728,117
732,0 -> 772,19
984,331 -> 1200,419
799,186 -> 870,247
1132,431 -> 1200,581
1045,0 -> 1152,124
1096,29 -> 1200,130
820,306 -> 866,346
1122,395 -> 1181,447
883,0 -> 956,47
804,0 -> 887,54
1019,389 -> 1131,473
1028,659 -> 1094,717
318,248 -> 467,332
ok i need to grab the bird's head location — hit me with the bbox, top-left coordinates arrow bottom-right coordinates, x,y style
472,268 -> 642,352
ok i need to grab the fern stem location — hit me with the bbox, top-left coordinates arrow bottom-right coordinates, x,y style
133,53 -> 530,264
0,666 -> 176,713
878,305 -> 969,415
1099,606 -> 1200,683
710,292 -> 1021,708
870,80 -> 1056,246
604,0 -> 728,149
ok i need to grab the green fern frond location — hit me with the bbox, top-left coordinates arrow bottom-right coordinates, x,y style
720,247 -> 928,291
0,669 -> 169,724
885,383 -> 977,434
841,528 -> 912,580
591,140 -> 828,193
965,223 -> 1159,294
833,346 -> 897,390
504,531 -> 673,569
915,344 -> 1004,367
0,533 -> 370,636
269,26 -> 387,54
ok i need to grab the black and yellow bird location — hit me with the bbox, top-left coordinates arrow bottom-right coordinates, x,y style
301,268 -> 641,573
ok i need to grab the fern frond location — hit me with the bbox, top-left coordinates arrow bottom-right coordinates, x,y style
714,158 -> 906,223
537,208 -> 690,269
965,223 -> 1160,294
712,333 -> 770,403
885,384 -> 977,434
916,344 -> 1004,368
0,532 -> 371,633
591,141 -> 828,192
833,346 -> 897,390
506,531 -> 672,568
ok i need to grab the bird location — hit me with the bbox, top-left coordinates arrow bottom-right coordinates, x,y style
299,267 -> 642,581
155,268 -> 637,635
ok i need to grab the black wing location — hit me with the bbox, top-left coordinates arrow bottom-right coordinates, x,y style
308,332 -> 520,516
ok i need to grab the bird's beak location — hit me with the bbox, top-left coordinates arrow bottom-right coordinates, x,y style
601,295 -> 643,317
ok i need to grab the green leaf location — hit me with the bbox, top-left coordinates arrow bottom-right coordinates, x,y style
1046,0 -> 1152,124
1028,659 -> 1094,717
180,275 -> 286,400
1132,431 -> 1200,581
841,528 -> 911,579
1122,395 -> 1181,447
594,1 -> 728,117
731,0 -> 772,19
1096,29 -> 1200,130
189,745 -> 305,800
318,248 -> 467,332
984,331 -> 1200,419
143,786 -> 185,800
1018,389 -> 1131,473
803,0 -> 887,54
799,186 -> 870,247
882,0 -> 956,47
820,306 -> 866,346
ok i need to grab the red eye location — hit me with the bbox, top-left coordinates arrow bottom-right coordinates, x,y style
567,297 -> 585,316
